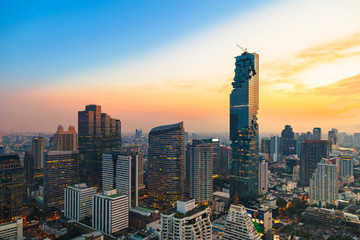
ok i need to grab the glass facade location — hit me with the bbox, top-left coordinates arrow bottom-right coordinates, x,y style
229,52 -> 259,202
0,154 -> 25,224
148,122 -> 184,210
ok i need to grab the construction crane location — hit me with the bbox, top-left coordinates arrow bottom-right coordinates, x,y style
236,44 -> 247,53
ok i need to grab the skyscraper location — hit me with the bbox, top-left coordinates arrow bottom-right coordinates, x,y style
32,137 -> 44,169
222,204 -> 261,240
78,104 -> 121,187
281,125 -> 296,156
313,127 -> 322,140
258,160 -> 268,195
0,154 -> 25,224
53,125 -> 78,151
148,122 -> 184,210
102,149 -> 142,208
189,141 -> 213,204
300,140 -> 329,186
229,51 -> 259,202
309,158 -> 338,207
43,151 -> 79,210
340,155 -> 353,177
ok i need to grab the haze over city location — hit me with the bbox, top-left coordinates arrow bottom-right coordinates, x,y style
1,0 -> 360,133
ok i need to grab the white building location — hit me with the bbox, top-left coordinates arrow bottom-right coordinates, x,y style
64,183 -> 96,221
102,152 -> 138,208
258,160 -> 269,195
0,218 -> 23,240
309,158 -> 338,207
161,199 -> 212,240
92,189 -> 128,234
190,143 -> 213,203
222,204 -> 261,240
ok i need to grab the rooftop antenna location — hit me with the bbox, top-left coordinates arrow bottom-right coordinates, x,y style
236,44 -> 247,53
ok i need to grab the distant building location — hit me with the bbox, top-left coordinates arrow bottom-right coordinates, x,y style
148,122 -> 184,210
78,104 -> 121,188
230,52 -> 259,202
219,146 -> 230,176
340,155 -> 353,177
222,204 -> 261,240
354,133 -> 360,147
189,141 -> 213,203
309,158 -> 338,207
161,199 -> 212,240
92,189 -> 128,235
24,151 -> 34,185
102,149 -> 143,208
301,207 -> 343,226
202,138 -> 220,175
43,151 -> 79,210
0,218 -> 23,240
258,160 -> 269,195
313,127 -> 322,140
261,138 -> 270,155
64,183 -> 96,221
269,136 -> 281,162
32,137 -> 44,169
300,140 -> 329,186
281,125 -> 296,156
0,154 -> 24,224
53,125 -> 78,151
328,129 -> 339,152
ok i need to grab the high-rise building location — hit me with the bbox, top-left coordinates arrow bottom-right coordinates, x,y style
229,51 -> 259,202
43,151 -> 79,210
0,154 -> 25,224
258,160 -> 268,195
64,183 -> 96,221
203,138 -> 220,175
78,104 -> 122,187
92,189 -> 128,235
161,199 -> 212,240
309,158 -> 338,207
0,218 -> 23,240
340,155 -> 353,177
261,138 -> 270,155
222,204 -> 261,240
32,137 -> 44,169
300,140 -> 329,186
328,129 -> 339,152
354,133 -> 360,147
24,151 -> 34,185
53,125 -> 78,151
269,136 -> 280,162
102,149 -> 142,208
219,146 -> 230,176
148,122 -> 184,210
281,125 -> 296,156
189,141 -> 213,204
245,205 -> 272,238
313,127 -> 322,140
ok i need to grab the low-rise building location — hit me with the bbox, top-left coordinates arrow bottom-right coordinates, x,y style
129,206 -> 160,229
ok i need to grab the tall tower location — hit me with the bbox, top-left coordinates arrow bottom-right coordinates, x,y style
32,137 -> 44,169
313,127 -> 322,140
229,52 -> 259,202
53,125 -> 78,151
148,122 -> 184,210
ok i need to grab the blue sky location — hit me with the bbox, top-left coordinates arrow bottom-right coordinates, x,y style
0,0 -> 271,87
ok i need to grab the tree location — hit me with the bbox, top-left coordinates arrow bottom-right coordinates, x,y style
276,198 -> 287,208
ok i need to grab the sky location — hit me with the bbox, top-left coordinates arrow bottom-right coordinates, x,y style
1,0 -> 360,134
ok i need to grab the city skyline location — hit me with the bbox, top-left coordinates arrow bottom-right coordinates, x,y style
1,0 -> 360,134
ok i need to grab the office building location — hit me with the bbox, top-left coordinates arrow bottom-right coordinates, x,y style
340,155 -> 353,177
43,151 -> 79,210
64,183 -> 96,221
269,136 -> 281,162
24,151 -> 34,185
229,51 -> 259,202
354,133 -> 360,147
219,146 -> 230,176
32,137 -> 44,169
148,122 -> 184,210
222,204 -> 261,240
92,189 -> 128,235
129,207 -> 160,229
313,127 -> 322,140
102,149 -> 142,208
261,138 -> 270,154
258,160 -> 268,195
189,141 -> 213,203
161,199 -> 212,240
281,125 -> 296,156
202,138 -> 220,175
309,158 -> 338,207
300,140 -> 329,186
53,125 -> 78,151
0,154 -> 25,224
78,104 -> 122,188
0,218 -> 23,240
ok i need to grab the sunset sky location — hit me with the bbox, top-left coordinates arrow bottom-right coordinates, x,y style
1,0 -> 360,134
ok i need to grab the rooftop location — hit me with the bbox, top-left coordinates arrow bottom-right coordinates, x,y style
149,122 -> 183,135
